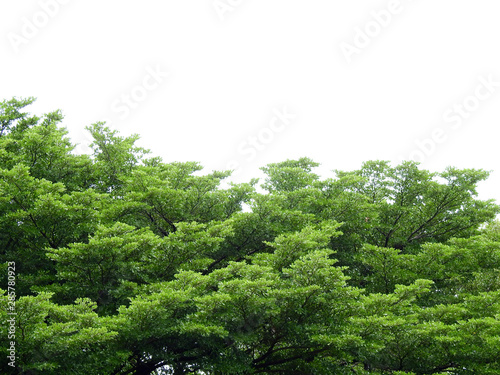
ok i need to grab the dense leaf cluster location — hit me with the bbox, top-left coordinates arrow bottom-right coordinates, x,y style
1,98 -> 500,374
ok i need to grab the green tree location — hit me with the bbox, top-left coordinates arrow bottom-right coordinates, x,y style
1,98 -> 500,374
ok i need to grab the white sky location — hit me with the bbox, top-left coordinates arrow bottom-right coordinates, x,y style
1,0 -> 499,204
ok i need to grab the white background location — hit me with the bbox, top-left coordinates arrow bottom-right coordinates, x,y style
1,0 -> 499,205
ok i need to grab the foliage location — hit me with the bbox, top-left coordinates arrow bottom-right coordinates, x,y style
1,98 -> 500,374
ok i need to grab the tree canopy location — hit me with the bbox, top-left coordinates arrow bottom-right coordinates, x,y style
1,98 -> 500,374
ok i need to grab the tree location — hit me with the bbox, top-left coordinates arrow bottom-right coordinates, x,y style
1,98 -> 500,374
